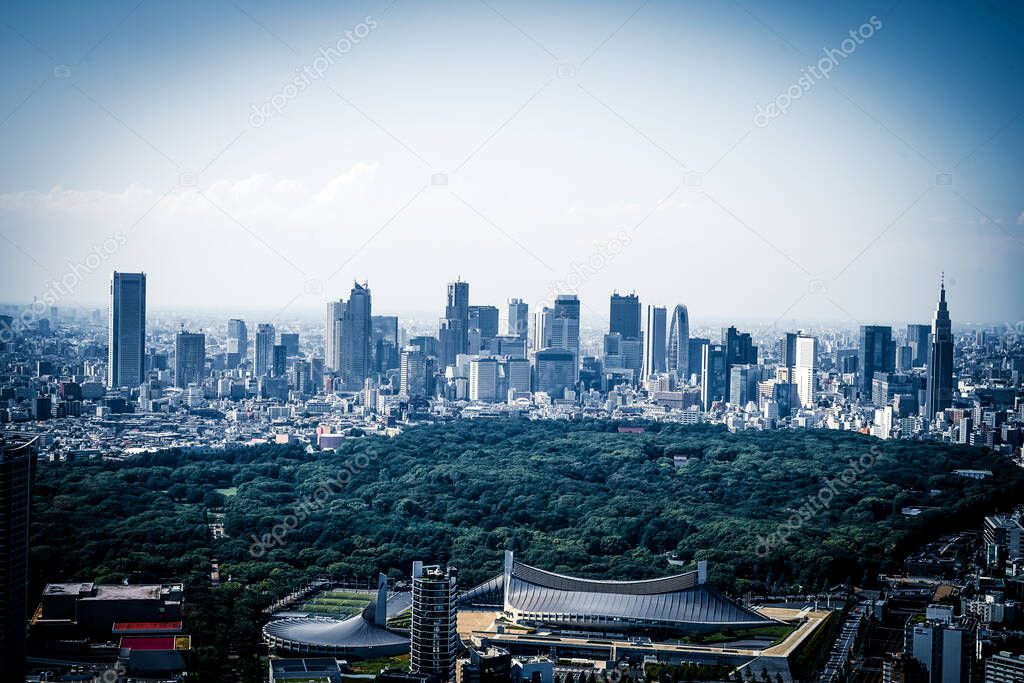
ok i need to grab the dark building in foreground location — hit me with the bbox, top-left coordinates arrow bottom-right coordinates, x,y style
411,562 -> 458,683
0,436 -> 38,683
859,325 -> 895,400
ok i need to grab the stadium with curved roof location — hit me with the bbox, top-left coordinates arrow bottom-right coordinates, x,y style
262,577 -> 412,658
462,552 -> 775,636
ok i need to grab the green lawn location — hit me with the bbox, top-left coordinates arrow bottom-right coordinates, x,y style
350,654 -> 410,674
298,589 -> 372,618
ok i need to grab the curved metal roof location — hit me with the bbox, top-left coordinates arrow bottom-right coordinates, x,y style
506,561 -> 771,628
263,614 -> 408,654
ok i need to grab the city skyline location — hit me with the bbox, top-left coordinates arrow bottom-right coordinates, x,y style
0,1 -> 1022,322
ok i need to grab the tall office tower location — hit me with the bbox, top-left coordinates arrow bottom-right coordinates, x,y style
794,333 -> 817,409
469,357 -> 499,402
907,324 -> 931,367
340,282 -> 372,391
925,279 -> 954,421
687,337 -> 709,381
552,295 -> 580,379
411,562 -> 458,683
400,346 -> 428,398
779,332 -> 798,375
227,318 -> 248,357
173,330 -> 206,388
468,306 -> 499,346
609,292 -> 641,339
858,325 -> 895,399
107,271 -> 146,388
280,332 -> 299,357
909,618 -> 976,683
505,298 -> 529,340
271,344 -> 287,378
534,348 -> 576,398
722,326 -> 756,400
254,323 -> 276,376
503,358 -> 532,394
642,305 -> 667,380
533,307 -> 553,351
701,343 -> 727,411
666,304 -> 689,382
0,436 -> 38,681
438,318 -> 465,368
325,300 -> 346,371
291,359 -> 312,395
445,280 -> 470,355
371,316 -> 400,373
729,364 -> 761,406
896,344 -> 913,372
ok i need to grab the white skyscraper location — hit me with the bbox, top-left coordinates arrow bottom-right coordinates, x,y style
469,357 -> 499,402
794,333 -> 817,409
325,300 -> 345,372
107,271 -> 146,388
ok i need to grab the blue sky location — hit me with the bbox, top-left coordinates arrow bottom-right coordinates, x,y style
1,0 -> 1022,326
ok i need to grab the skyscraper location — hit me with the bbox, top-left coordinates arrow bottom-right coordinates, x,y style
907,324 -> 931,367
722,326 -> 756,400
280,332 -> 299,357
371,315 -> 400,373
552,295 -> 580,379
340,282 -> 372,391
925,278 -> 954,421
779,332 -> 797,377
325,300 -> 346,372
272,344 -> 288,378
468,305 -> 499,346
701,343 -> 727,410
174,329 -> 206,388
858,325 -> 895,399
667,304 -> 689,382
107,271 -> 146,388
411,562 -> 458,683
642,305 -> 667,380
0,436 -> 38,681
533,307 -> 552,351
444,280 -> 470,356
794,334 -> 817,409
400,346 -> 429,398
534,348 -> 576,398
227,318 -> 248,357
505,298 -> 529,340
609,292 -> 641,339
254,323 -> 276,377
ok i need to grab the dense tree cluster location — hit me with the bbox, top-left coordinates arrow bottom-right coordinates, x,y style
29,419 -> 1024,680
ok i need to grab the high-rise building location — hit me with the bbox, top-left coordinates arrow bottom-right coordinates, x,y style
444,280 -> 470,356
534,348 -> 576,398
729,364 -> 761,406
272,344 -> 287,378
340,282 -> 373,391
254,323 -> 276,377
174,330 -> 206,388
925,279 -> 954,421
469,357 -> 499,402
468,306 -> 499,346
400,346 -> 429,398
1,435 -> 38,681
280,332 -> 299,357
909,617 -> 976,683
907,324 -> 931,367
107,271 -> 146,388
552,295 -> 580,379
438,318 -> 465,368
642,305 -> 667,380
779,332 -> 797,376
371,316 -> 400,373
227,318 -> 248,357
533,307 -> 552,352
505,298 -> 529,341
859,325 -> 895,399
688,337 -> 709,380
609,292 -> 641,339
722,326 -> 756,400
325,300 -> 346,372
794,334 -> 817,409
667,305 -> 690,382
411,562 -> 458,683
701,343 -> 727,410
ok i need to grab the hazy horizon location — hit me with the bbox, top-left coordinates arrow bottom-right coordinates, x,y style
2,0 -> 1022,325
